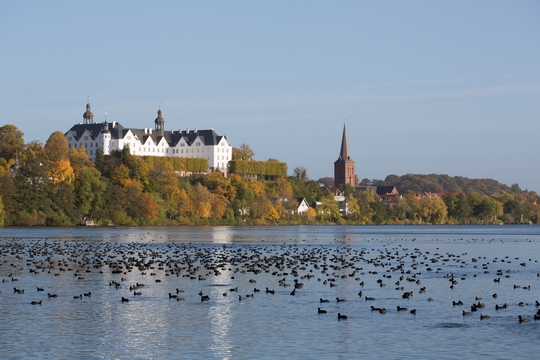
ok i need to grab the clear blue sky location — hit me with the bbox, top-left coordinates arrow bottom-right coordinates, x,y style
1,1 -> 539,191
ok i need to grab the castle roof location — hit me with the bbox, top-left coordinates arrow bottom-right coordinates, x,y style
65,122 -> 228,147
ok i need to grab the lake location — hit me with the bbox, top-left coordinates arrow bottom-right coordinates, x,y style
1,225 -> 539,359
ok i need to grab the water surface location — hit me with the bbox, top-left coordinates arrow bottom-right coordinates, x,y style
1,225 -> 539,359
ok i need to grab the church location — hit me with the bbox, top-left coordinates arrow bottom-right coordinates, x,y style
65,102 -> 233,174
334,123 -> 355,188
333,123 -> 400,208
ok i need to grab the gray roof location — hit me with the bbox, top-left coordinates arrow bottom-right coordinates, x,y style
65,122 -> 228,147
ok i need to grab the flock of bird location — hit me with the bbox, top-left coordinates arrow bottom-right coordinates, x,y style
1,235 -> 539,324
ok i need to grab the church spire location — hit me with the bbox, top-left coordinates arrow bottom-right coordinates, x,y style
334,119 -> 355,188
339,121 -> 350,161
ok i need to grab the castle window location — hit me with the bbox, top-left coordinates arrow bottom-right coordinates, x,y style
84,136 -> 88,140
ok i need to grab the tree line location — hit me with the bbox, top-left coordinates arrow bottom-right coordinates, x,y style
0,124 -> 538,226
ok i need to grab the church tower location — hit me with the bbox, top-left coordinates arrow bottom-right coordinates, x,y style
334,123 -> 355,188
83,101 -> 94,124
154,106 -> 165,136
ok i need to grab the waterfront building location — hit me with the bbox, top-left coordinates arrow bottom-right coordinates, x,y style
65,102 -> 232,174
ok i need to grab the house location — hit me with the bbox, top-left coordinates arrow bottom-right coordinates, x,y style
272,197 -> 311,216
65,102 -> 233,174
355,185 -> 401,208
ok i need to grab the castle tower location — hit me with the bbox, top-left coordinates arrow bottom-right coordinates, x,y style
154,107 -> 165,136
83,101 -> 94,124
334,123 -> 355,188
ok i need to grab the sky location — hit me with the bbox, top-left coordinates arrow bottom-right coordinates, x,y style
1,1 -> 539,191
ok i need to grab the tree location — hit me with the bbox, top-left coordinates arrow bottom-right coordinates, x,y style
370,199 -> 388,224
147,162 -> 176,194
503,198 -> 524,223
190,183 -> 212,219
211,187 -> 230,219
445,193 -> 470,223
110,164 -> 131,187
0,124 -> 25,162
94,148 -> 105,174
75,167 -> 106,218
318,177 -> 334,187
0,196 -> 5,226
48,159 -> 75,186
345,196 -> 361,220
235,143 -> 254,161
44,131 -> 69,162
417,195 -> 447,224
125,154 -> 149,188
274,177 -> 293,198
12,158 -> 53,225
69,147 -> 94,178
339,183 -> 355,196
317,195 -> 340,223
468,192 -> 502,223
25,140 -> 46,161
356,190 -> 377,223
50,182 -> 78,225
202,171 -> 230,192
293,166 -> 308,181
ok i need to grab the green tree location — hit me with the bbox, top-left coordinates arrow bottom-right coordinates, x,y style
417,196 -> 448,224
339,183 -> 355,196
75,167 -> 106,218
317,195 -> 340,223
356,190 -> 377,223
94,148 -> 105,174
345,195 -> 361,220
12,158 -> 53,225
371,199 -> 388,224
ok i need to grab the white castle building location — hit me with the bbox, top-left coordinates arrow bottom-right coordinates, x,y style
65,102 -> 232,173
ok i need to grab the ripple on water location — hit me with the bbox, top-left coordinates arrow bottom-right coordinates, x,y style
1,225 -> 540,359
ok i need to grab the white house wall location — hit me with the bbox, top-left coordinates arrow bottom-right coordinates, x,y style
66,122 -> 232,173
